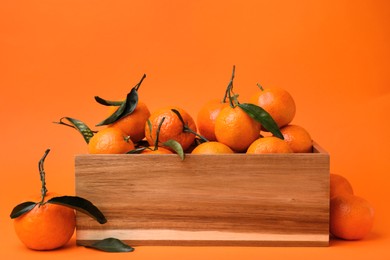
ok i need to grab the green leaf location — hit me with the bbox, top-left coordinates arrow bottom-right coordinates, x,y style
96,88 -> 139,126
85,238 -> 134,253
238,103 -> 284,140
95,74 -> 146,126
47,196 -> 107,224
10,201 -> 37,219
96,88 -> 138,126
54,117 -> 95,144
94,96 -> 123,106
126,147 -> 148,154
163,139 -> 185,160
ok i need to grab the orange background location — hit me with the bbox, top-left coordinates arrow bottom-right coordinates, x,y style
1,0 -> 389,259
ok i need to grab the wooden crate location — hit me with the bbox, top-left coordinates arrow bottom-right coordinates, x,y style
75,142 -> 329,247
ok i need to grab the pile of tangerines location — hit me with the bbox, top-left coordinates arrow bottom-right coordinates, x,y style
65,67 -> 313,156
58,67 -> 375,242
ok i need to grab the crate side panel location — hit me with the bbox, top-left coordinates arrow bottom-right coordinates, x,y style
75,153 -> 329,246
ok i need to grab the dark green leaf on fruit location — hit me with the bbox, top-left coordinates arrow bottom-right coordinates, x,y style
238,103 -> 284,139
47,196 -> 107,224
96,88 -> 138,126
10,201 -> 37,219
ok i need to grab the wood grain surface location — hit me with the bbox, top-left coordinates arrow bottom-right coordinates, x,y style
75,143 -> 329,246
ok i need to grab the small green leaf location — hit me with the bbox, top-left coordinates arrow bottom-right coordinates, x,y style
85,238 -> 134,253
10,202 -> 37,219
47,196 -> 107,224
96,88 -> 139,126
94,96 -> 123,106
238,103 -> 284,139
163,139 -> 185,160
54,117 -> 95,144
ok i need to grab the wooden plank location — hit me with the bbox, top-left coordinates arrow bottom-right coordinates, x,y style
75,142 -> 329,246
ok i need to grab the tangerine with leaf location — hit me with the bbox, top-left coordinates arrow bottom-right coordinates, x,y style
95,74 -> 150,143
145,107 -> 203,151
129,117 -> 184,158
10,149 -> 106,250
214,66 -> 283,152
54,117 -> 135,154
250,84 -> 296,128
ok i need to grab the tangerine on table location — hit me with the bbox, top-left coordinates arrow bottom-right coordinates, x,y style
13,192 -> 76,250
145,107 -> 197,151
215,106 -> 261,152
108,100 -> 151,143
197,99 -> 229,141
191,141 -> 234,154
330,173 -> 354,199
280,124 -> 313,153
246,136 -> 293,154
88,127 -> 135,154
330,194 -> 375,240
250,86 -> 296,128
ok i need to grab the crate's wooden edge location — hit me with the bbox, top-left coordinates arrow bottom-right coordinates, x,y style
76,229 -> 329,247
312,141 -> 328,154
77,239 -> 329,247
74,141 -> 329,158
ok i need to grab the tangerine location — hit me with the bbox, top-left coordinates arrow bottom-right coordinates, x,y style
191,141 -> 234,154
107,100 -> 150,143
280,124 -> 312,153
330,173 -> 354,199
215,106 -> 261,152
141,147 -> 173,154
330,194 -> 375,240
88,127 -> 135,154
13,192 -> 76,250
197,99 -> 229,141
246,136 -> 293,154
250,86 -> 296,128
145,107 -> 197,151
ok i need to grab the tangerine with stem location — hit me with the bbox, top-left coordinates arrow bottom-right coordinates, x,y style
214,66 -> 261,152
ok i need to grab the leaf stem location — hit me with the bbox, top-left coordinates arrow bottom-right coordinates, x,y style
154,117 -> 166,150
256,83 -> 264,91
171,109 -> 209,142
38,149 -> 50,205
226,66 -> 237,108
53,118 -> 98,133
183,127 -> 209,143
134,74 -> 146,91
222,66 -> 236,103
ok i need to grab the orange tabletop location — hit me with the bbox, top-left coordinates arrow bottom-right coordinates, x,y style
1,0 -> 389,259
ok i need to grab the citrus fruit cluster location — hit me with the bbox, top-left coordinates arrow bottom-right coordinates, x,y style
58,67 -> 312,156
55,67 -> 375,242
330,174 -> 375,240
